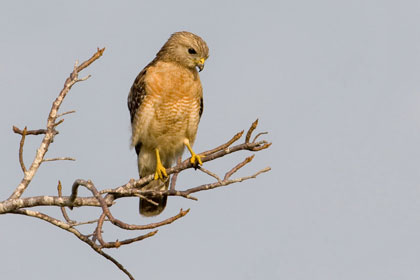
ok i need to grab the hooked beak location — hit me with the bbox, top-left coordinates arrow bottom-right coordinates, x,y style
197,58 -> 205,72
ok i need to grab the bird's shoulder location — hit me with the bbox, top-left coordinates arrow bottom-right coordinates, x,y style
127,60 -> 156,123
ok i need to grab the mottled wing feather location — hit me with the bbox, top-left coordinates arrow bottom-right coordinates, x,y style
128,67 -> 148,124
199,96 -> 204,118
128,63 -> 155,155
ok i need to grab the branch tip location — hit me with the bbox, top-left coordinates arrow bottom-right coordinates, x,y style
245,119 -> 259,143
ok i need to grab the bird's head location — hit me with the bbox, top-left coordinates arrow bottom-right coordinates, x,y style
157,31 -> 209,72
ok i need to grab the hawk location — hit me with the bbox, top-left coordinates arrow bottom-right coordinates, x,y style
128,31 -> 209,216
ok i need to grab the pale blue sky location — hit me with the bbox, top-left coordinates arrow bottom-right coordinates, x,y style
1,1 -> 420,279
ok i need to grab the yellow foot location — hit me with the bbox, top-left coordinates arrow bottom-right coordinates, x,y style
190,153 -> 203,166
184,138 -> 203,168
154,148 -> 167,180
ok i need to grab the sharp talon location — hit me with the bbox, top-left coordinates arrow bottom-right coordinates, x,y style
190,154 -> 203,167
154,164 -> 167,180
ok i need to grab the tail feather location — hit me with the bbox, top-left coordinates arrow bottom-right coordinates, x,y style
139,179 -> 169,217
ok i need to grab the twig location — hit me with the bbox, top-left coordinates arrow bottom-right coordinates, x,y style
56,110 -> 76,118
76,47 -> 105,72
71,218 -> 106,226
57,181 -> 75,224
198,166 -> 222,182
93,212 -> 158,249
180,167 -> 271,196
77,74 -> 91,82
224,155 -> 255,180
252,132 -> 268,143
202,130 -> 244,156
170,156 -> 182,191
53,119 -> 64,127
18,127 -> 27,173
43,157 -> 76,162
133,193 -> 159,206
245,119 -> 258,143
100,230 -> 158,249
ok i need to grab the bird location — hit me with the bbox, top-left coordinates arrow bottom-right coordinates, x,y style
128,31 -> 209,216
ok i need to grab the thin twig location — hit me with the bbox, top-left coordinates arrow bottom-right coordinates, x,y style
77,74 -> 91,82
71,218 -> 106,227
100,230 -> 158,249
170,156 -> 182,191
224,155 -> 255,180
57,180 -> 75,224
56,110 -> 76,118
252,132 -> 268,143
198,166 -> 222,182
180,167 -> 271,196
76,47 -> 105,72
202,130 -> 244,156
53,119 -> 64,127
245,119 -> 258,143
19,127 -> 27,173
133,193 -> 159,206
93,212 -> 158,249
43,157 -> 76,162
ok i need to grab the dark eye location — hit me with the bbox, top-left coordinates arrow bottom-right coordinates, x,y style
188,48 -> 197,54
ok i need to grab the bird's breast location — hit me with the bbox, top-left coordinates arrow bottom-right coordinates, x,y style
136,61 -> 202,152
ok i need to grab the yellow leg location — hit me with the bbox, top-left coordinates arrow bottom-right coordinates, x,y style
154,148 -> 167,180
184,139 -> 203,166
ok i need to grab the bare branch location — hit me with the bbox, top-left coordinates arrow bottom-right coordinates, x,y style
0,195 -> 111,214
70,179 -> 190,231
11,208 -> 135,280
9,47 -> 105,200
2,46 -> 271,280
12,125 -> 58,136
